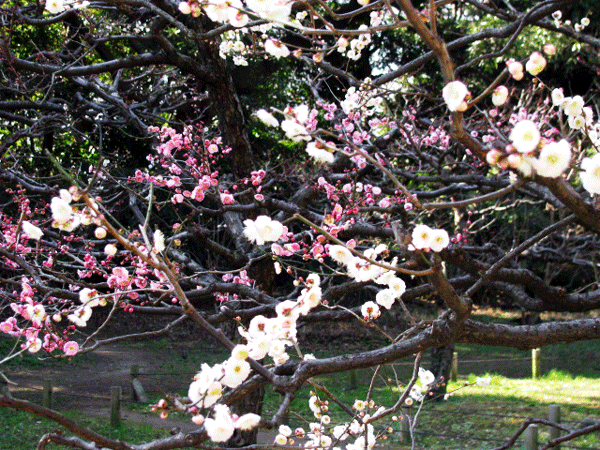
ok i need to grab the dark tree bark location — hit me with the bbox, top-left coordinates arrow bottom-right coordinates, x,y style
428,345 -> 454,400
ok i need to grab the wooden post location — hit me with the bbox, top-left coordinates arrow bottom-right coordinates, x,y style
524,424 -> 538,450
110,386 -> 122,428
532,348 -> 541,379
548,404 -> 561,449
349,370 -> 357,390
130,365 -> 148,403
399,406 -> 411,443
450,352 -> 458,382
42,379 -> 53,409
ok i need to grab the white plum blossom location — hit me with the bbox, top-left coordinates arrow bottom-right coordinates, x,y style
375,289 -> 396,309
67,305 -> 92,327
442,81 -> 469,112
221,358 -> 251,388
188,379 -> 222,409
231,344 -> 249,360
278,424 -> 292,437
246,0 -> 292,22
387,276 -> 406,298
247,335 -> 271,360
543,43 -> 556,55
94,227 -> 107,239
45,0 -> 65,14
104,243 -> 117,256
411,224 -> 433,250
290,104 -> 309,124
492,85 -> 509,106
419,367 -> 435,387
235,413 -> 261,430
348,257 -> 384,282
255,109 -> 279,127
243,215 -> 284,245
192,414 -> 205,425
563,96 -> 584,117
22,221 -> 43,241
328,245 -> 353,266
580,153 -> 600,194
204,404 -> 235,442
517,157 -> 535,177
409,384 -> 423,402
507,60 -> 524,81
551,88 -> 565,107
228,8 -> 249,27
306,142 -> 334,164
525,51 -> 547,76
332,424 -> 350,441
28,304 -> 46,326
178,1 -> 191,14
281,119 -> 311,142
276,299 -> 301,321
79,288 -> 97,305
27,338 -> 43,353
298,284 -> 322,314
154,229 -> 166,252
361,301 -> 380,320
412,225 -> 449,252
583,107 -> 594,125
568,114 -> 586,130
274,434 -> 287,446
264,39 -> 290,59
51,197 -> 73,224
202,0 -> 230,23
429,228 -> 450,252
510,120 -> 540,153
533,140 -> 571,178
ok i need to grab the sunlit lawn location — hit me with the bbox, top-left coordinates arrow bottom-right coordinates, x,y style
260,339 -> 600,450
2,312 -> 599,450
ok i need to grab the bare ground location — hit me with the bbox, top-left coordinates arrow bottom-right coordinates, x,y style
6,341 -> 216,434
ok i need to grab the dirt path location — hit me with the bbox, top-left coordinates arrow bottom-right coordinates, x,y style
5,342 -> 217,432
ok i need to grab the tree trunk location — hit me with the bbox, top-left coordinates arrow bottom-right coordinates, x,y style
429,345 -> 454,400
206,59 -> 254,179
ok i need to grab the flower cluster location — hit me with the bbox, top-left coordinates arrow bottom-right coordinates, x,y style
411,225 -> 450,252
194,404 -> 261,442
551,90 -> 594,133
50,188 -> 95,232
340,81 -> 386,118
328,243 -> 407,317
552,10 -> 590,33
338,25 -> 372,61
274,395 -> 380,450
1,279 -> 81,356
45,0 -> 88,14
186,274 -> 326,432
487,119 -> 572,179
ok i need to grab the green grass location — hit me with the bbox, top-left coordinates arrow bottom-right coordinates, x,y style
258,340 -> 600,449
0,336 -> 45,367
2,312 -> 599,450
0,407 -> 170,450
